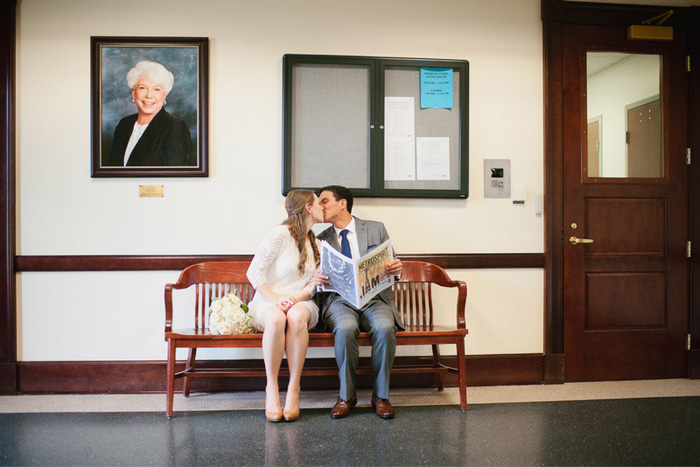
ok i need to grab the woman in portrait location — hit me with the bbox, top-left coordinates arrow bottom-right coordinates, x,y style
105,60 -> 193,166
246,190 -> 324,422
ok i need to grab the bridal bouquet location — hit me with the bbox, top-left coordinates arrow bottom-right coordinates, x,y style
208,293 -> 252,335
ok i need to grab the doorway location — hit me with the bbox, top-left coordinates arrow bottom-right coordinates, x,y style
551,16 -> 690,381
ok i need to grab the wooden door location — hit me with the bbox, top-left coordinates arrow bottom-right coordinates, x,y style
562,24 -> 689,381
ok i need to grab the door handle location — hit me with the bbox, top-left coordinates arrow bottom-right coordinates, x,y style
569,236 -> 594,246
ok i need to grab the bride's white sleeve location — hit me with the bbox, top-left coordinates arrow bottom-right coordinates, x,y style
246,226 -> 287,289
302,276 -> 316,298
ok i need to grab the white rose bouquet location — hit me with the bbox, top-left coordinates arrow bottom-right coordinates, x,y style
208,293 -> 252,335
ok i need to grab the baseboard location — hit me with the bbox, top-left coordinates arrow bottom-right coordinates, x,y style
16,354 -> 546,394
0,363 -> 17,395
544,353 -> 565,383
689,349 -> 700,379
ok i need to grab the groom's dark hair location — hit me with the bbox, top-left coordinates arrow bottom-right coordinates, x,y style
320,185 -> 353,214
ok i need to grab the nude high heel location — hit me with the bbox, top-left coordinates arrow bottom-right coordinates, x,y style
283,391 -> 300,421
265,389 -> 283,422
283,406 -> 299,422
265,409 -> 284,423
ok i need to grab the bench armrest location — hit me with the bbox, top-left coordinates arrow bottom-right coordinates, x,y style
164,283 -> 174,336
455,280 -> 467,329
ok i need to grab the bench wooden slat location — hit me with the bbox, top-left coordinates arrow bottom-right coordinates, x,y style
164,260 -> 468,418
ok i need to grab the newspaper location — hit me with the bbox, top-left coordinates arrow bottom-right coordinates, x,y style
320,239 -> 395,309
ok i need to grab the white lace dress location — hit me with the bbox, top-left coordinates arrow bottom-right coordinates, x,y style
246,225 -> 320,331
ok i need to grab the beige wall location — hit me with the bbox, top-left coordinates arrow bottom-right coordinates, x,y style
17,0 -> 548,361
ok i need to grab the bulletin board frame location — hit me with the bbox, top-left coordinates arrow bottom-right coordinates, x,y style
282,54 -> 469,198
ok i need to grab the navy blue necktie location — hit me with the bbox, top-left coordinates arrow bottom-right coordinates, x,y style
340,229 -> 352,258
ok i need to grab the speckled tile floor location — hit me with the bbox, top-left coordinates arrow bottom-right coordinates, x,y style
0,380 -> 699,466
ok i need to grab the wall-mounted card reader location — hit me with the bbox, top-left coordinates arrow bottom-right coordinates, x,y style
484,159 -> 511,198
512,185 -> 525,205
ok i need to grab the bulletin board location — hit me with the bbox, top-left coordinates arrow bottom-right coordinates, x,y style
283,54 -> 469,198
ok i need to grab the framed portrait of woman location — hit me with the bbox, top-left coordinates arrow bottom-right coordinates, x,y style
91,37 -> 208,177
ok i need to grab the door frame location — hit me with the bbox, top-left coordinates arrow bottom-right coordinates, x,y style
542,0 -> 700,382
0,0 -> 16,394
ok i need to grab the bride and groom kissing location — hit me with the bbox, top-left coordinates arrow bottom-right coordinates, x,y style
246,185 -> 403,422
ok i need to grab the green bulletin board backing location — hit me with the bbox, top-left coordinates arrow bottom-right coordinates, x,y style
283,54 -> 469,198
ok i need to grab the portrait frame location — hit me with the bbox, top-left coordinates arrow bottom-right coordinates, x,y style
91,37 -> 209,177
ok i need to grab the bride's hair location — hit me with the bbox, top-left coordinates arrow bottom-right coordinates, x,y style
282,189 -> 320,276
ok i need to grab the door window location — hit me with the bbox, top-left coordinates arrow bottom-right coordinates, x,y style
585,52 -> 663,179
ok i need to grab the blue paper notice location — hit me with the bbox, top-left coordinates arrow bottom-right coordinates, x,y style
420,67 -> 453,109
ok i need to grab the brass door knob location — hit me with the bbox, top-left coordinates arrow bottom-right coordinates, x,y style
569,236 -> 594,246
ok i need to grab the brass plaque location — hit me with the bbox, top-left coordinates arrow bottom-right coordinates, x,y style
139,185 -> 164,198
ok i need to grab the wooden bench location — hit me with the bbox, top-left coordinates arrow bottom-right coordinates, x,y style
164,260 -> 468,418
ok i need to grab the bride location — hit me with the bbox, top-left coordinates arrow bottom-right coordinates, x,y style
246,189 -> 324,422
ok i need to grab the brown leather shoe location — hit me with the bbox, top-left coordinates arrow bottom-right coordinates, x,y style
330,394 -> 357,419
371,394 -> 395,419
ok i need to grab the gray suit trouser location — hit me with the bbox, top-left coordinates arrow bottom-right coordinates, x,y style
324,297 -> 397,400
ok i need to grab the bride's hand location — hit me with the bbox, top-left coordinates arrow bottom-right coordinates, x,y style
277,297 -> 297,312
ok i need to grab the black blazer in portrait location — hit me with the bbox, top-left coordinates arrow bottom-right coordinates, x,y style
105,109 -> 194,167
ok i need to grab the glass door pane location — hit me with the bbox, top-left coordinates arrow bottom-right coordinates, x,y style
585,52 -> 662,179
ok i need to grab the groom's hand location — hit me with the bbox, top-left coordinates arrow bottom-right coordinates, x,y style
313,267 -> 329,286
386,259 -> 403,277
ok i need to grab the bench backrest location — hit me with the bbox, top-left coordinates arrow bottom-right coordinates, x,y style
165,260 -> 466,332
394,260 -> 465,328
165,262 -> 253,333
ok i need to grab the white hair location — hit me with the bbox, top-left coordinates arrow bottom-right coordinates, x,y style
126,61 -> 174,95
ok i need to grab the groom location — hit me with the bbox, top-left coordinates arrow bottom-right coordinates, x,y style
313,185 -> 404,419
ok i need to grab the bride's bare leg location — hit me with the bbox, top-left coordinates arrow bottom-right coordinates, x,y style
259,307 -> 287,417
283,304 -> 310,419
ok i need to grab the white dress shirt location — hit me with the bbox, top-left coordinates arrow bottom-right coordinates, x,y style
333,217 -> 360,259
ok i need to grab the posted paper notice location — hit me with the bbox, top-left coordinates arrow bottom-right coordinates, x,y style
417,137 -> 450,180
420,67 -> 453,109
384,97 -> 416,181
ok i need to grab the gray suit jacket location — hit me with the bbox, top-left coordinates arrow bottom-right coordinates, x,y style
316,217 -> 404,329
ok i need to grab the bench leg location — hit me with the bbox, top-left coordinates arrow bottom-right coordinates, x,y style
456,337 -> 467,411
431,344 -> 444,391
183,348 -> 197,397
166,340 -> 176,418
